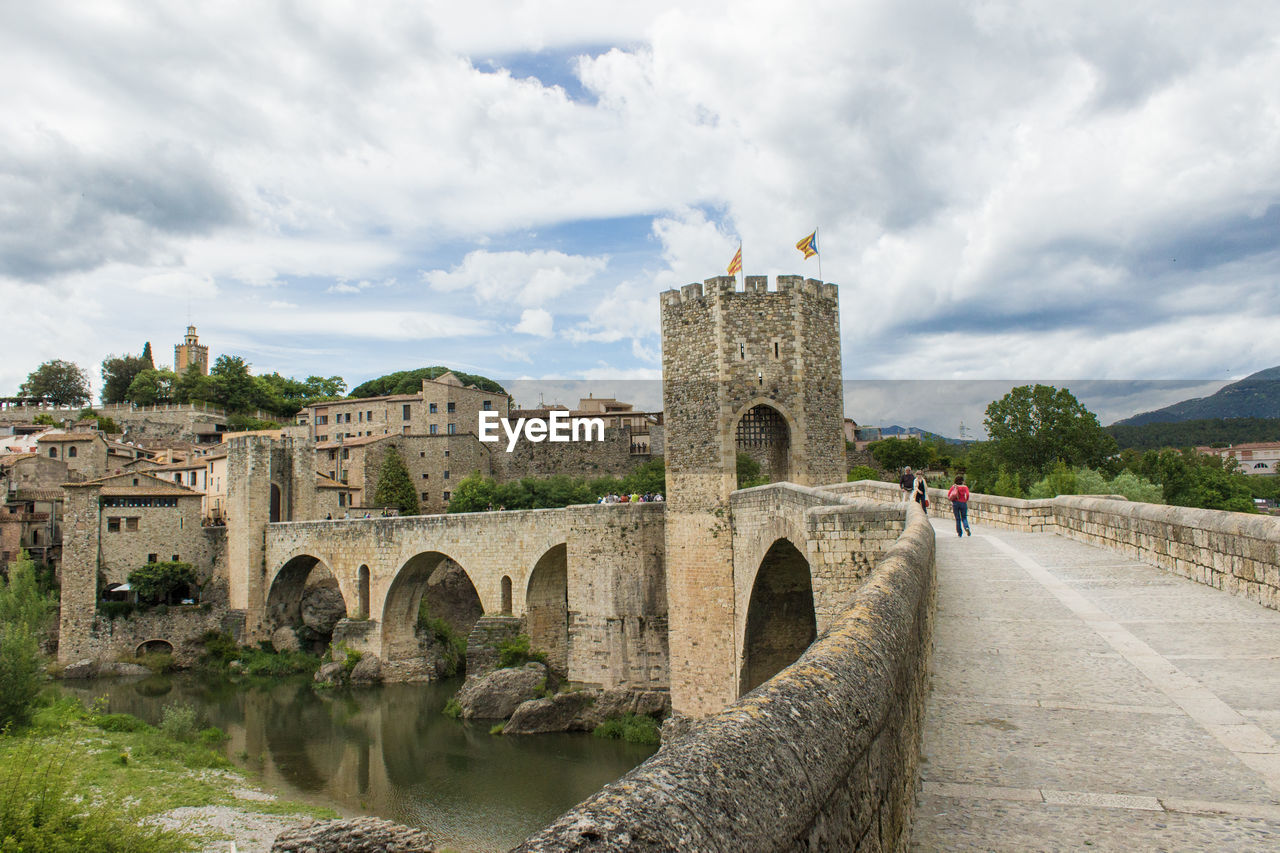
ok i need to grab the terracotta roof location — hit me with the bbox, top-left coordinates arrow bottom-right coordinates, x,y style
311,394 -> 420,409
316,472 -> 361,490
36,433 -> 98,443
12,488 -> 63,502
97,486 -> 203,498
63,471 -> 201,495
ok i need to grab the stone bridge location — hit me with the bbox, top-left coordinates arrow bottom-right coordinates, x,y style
257,502 -> 668,688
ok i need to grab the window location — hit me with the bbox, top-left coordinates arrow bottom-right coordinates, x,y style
483,400 -> 492,410
444,450 -> 449,457
174,473 -> 182,483
316,415 -> 328,425
447,402 -> 456,413
317,434 -> 327,442
189,472 -> 197,485
422,473 -> 429,479
419,451 -> 425,458
329,449 -> 336,460
447,423 -> 456,435
421,492 -> 429,501
107,517 -> 121,533
358,411 -> 363,422
342,448 -> 350,460
172,554 -> 179,562
147,553 -> 158,563
126,517 -> 139,531
442,491 -> 450,502
429,403 -> 438,414
367,410 -> 374,421
68,446 -> 78,458
443,471 -> 450,480
403,404 -> 411,421
48,447 -> 57,458
338,492 -> 346,507
430,425 -> 438,435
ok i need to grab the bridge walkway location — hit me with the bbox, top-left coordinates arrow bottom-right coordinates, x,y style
911,519 -> 1280,851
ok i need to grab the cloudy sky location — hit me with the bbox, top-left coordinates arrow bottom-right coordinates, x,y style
4,1 -> 1278,435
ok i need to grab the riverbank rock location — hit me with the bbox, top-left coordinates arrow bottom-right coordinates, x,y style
272,817 -> 435,852
349,653 -> 383,683
455,662 -> 548,719
61,659 -> 96,679
314,661 -> 347,686
271,626 -> 301,653
504,690 -> 597,734
575,689 -> 670,730
98,661 -> 153,678
301,579 -> 346,634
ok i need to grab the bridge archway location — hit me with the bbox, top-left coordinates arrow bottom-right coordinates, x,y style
382,552 -> 482,665
267,554 -> 346,651
739,537 -> 816,696
526,544 -> 568,675
136,639 -> 174,656
733,399 -> 795,486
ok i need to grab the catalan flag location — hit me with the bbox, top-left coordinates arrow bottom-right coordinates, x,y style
796,230 -> 818,259
727,245 -> 743,275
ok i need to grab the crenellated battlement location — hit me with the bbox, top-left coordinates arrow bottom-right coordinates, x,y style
660,274 -> 838,308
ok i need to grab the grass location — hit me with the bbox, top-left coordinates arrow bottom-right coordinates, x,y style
593,713 -> 661,745
497,633 -> 547,669
0,695 -> 335,851
442,697 -> 462,719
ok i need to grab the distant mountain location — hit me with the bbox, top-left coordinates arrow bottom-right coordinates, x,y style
866,425 -> 967,444
1114,366 -> 1280,426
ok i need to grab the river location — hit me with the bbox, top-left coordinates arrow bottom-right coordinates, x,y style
60,674 -> 657,852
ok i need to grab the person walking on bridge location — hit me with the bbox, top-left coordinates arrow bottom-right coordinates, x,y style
899,467 -> 915,502
914,471 -> 929,514
948,474 -> 971,537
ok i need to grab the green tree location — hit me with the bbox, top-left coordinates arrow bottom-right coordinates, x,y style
127,561 -> 198,605
19,359 -> 92,406
374,448 -> 419,514
207,355 -> 258,412
101,353 -> 152,404
174,363 -> 214,405
125,368 -> 178,405
868,437 -> 933,473
141,341 -> 154,367
736,452 -> 768,488
447,472 -> 498,512
78,409 -> 121,433
984,384 -> 1118,483
0,552 -> 52,730
350,366 -> 506,397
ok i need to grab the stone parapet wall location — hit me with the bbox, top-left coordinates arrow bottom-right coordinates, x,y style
842,479 -> 1280,611
74,605 -> 227,666
514,502 -> 935,852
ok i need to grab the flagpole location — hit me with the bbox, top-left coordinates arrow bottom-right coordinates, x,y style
816,227 -> 821,280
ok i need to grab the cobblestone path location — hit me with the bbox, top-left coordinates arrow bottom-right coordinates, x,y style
912,521 -> 1280,851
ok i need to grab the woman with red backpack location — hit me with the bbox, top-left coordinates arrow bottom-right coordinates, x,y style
947,475 -> 971,537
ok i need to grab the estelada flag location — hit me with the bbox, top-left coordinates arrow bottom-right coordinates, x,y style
796,230 -> 818,259
727,245 -> 743,275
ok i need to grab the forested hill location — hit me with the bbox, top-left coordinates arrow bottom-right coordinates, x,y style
1113,366 -> 1280,426
1107,417 -> 1280,451
348,367 -> 507,398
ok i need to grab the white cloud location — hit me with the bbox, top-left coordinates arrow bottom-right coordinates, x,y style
424,250 -> 607,307
514,308 -> 554,337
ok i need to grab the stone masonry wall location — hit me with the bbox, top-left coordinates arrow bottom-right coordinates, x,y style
514,502 -> 936,852
491,425 -> 650,483
566,503 -> 668,690
843,479 -> 1280,611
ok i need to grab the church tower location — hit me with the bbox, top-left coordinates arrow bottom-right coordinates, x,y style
174,325 -> 209,375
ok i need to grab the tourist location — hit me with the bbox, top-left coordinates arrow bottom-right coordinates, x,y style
914,471 -> 928,515
947,475 -> 971,537
899,467 -> 914,502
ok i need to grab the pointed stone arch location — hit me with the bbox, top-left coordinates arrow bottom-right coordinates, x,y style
739,537 -> 816,696
731,398 -> 798,487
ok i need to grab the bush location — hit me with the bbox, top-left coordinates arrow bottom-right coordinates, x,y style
418,609 -> 467,677
198,727 -> 228,747
0,552 -> 50,730
0,739 -> 192,852
593,713 -> 661,745
442,698 -> 462,719
136,651 -> 176,674
127,561 -> 197,606
240,647 -> 321,678
94,713 -> 151,733
160,703 -> 199,742
497,634 -> 546,669
98,600 -> 138,620
847,465 -> 882,482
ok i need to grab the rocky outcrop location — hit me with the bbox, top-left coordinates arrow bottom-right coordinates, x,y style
503,688 -> 670,735
423,558 -> 484,636
271,626 -> 301,654
61,659 -> 96,679
272,817 -> 435,852
313,661 -> 347,686
454,662 -> 548,719
349,653 -> 383,683
504,691 -> 598,734
300,579 -> 346,635
98,661 -> 153,677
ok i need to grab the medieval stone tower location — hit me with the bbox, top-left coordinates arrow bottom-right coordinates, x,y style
661,275 -> 846,715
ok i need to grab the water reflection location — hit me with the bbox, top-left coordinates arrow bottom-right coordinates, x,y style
61,675 -> 656,852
